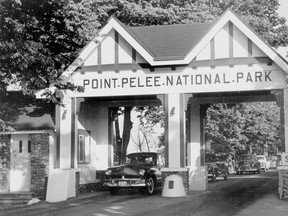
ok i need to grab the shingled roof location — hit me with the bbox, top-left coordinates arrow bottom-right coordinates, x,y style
58,9 -> 288,83
0,91 -> 55,132
127,23 -> 214,61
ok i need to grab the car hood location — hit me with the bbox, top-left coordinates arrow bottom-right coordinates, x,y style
107,164 -> 151,178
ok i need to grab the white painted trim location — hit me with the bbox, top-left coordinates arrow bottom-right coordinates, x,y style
161,167 -> 189,172
182,10 -> 288,73
226,11 -> 288,73
60,17 -> 154,83
110,19 -> 155,64
0,130 -> 54,135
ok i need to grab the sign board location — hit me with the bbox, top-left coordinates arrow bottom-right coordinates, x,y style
69,69 -> 287,97
281,152 -> 288,166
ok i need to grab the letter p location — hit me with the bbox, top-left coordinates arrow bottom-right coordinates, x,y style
83,79 -> 90,87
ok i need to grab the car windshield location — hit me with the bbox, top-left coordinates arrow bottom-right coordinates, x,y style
205,154 -> 226,163
125,154 -> 157,166
239,155 -> 253,160
256,156 -> 265,160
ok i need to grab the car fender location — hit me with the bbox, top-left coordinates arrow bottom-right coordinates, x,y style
149,167 -> 162,183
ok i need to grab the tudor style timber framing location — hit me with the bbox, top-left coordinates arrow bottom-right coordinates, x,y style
56,9 -> 287,84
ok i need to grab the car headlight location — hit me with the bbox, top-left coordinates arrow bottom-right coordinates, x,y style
139,169 -> 145,176
105,169 -> 112,175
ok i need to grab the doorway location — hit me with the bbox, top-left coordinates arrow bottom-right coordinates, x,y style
10,134 -> 31,192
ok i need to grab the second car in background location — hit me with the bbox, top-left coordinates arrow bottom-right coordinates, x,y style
236,154 -> 261,174
205,154 -> 229,182
256,155 -> 270,171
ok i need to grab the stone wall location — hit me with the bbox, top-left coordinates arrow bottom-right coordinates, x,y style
76,171 -> 80,197
78,171 -> 106,193
79,182 -> 105,193
0,135 -> 10,192
278,168 -> 288,199
30,133 -> 50,199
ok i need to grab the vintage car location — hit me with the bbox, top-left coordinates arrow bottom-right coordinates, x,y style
269,155 -> 282,168
104,152 -> 163,195
256,155 -> 270,171
268,156 -> 277,169
236,154 -> 260,174
205,154 -> 229,182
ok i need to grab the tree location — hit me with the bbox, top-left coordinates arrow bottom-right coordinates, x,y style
0,0 -> 100,94
130,124 -> 153,152
205,102 -> 281,157
239,102 -> 281,155
136,106 -> 165,149
121,107 -> 133,163
92,0 -> 288,47
0,0 -> 99,129
205,103 -> 248,155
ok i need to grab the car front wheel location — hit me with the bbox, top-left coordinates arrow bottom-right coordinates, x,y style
109,187 -> 118,195
145,177 -> 155,195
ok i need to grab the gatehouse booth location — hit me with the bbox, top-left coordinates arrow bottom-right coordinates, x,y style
39,10 -> 288,196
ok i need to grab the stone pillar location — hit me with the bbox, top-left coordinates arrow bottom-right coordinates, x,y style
272,89 -> 288,152
272,89 -> 288,199
30,133 -> 50,198
187,102 -> 207,191
0,135 -> 11,192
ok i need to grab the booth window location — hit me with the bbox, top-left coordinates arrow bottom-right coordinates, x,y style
28,140 -> 31,153
78,130 -> 91,164
19,141 -> 22,153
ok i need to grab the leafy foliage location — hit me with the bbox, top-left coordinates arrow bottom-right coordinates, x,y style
0,0 -> 100,94
205,102 -> 281,156
91,0 -> 288,47
136,106 -> 165,148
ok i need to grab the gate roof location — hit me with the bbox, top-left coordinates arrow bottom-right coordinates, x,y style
59,9 -> 288,82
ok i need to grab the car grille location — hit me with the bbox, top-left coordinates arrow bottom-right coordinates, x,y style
240,165 -> 250,170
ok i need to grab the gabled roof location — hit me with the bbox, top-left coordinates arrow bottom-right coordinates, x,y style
59,9 -> 288,82
1,91 -> 55,131
128,23 -> 213,61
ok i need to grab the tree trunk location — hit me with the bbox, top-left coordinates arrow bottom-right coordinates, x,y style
120,107 -> 133,163
114,116 -> 122,164
111,108 -> 122,164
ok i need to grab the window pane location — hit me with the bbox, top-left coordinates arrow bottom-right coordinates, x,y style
28,140 -> 31,153
19,141 -> 22,153
84,137 -> 90,163
79,135 -> 84,162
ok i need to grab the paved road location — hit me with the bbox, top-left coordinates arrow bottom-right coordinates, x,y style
1,170 -> 285,216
